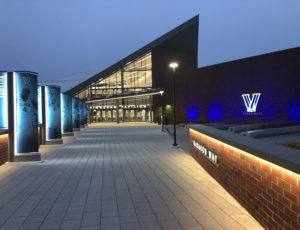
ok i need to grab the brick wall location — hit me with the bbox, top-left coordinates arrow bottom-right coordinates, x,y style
0,134 -> 8,166
190,129 -> 300,230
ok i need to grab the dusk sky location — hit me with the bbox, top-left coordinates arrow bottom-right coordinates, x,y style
1,0 -> 300,91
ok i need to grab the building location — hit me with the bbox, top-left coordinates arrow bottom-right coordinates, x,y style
66,16 -> 199,123
67,15 -> 300,125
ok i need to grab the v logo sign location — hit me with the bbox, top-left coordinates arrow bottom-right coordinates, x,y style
242,93 -> 261,112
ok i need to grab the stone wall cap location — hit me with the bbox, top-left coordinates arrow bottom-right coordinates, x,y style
188,124 -> 300,174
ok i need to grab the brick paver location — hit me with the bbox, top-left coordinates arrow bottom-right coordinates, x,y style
0,124 -> 264,230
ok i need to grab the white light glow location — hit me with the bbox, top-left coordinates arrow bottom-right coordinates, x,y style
45,86 -> 49,140
3,73 -> 8,128
13,72 -> 18,154
60,93 -> 63,134
38,86 -> 42,124
169,62 -> 179,71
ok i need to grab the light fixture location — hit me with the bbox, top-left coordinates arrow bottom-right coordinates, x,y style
169,62 -> 179,72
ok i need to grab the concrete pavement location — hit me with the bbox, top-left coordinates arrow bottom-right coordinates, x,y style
0,124 -> 264,230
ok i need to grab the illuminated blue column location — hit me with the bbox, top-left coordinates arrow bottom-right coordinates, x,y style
79,100 -> 85,128
0,71 -> 8,129
61,93 -> 73,136
84,102 -> 88,125
72,97 -> 80,131
38,86 -> 42,125
7,71 -> 41,162
42,85 -> 63,145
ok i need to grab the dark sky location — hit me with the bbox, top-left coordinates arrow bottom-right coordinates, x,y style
1,0 -> 300,91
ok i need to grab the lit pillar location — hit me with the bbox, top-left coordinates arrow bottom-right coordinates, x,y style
61,93 -> 74,136
72,97 -> 80,132
79,100 -> 85,128
7,72 -> 41,161
42,85 -> 63,145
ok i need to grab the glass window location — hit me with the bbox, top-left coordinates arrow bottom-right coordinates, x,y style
123,52 -> 152,91
80,51 -> 152,100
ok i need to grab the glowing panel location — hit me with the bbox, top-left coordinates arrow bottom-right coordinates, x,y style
61,93 -> 73,133
38,85 -> 42,124
72,97 -> 80,129
0,71 -> 7,128
79,100 -> 84,126
45,86 -> 61,140
14,72 -> 38,153
242,93 -> 261,113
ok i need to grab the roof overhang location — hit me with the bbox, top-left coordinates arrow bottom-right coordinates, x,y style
65,15 -> 199,95
86,89 -> 164,104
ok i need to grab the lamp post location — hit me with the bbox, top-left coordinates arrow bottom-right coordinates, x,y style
160,90 -> 164,132
169,62 -> 178,146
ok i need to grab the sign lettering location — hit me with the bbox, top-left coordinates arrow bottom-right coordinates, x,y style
192,139 -> 218,164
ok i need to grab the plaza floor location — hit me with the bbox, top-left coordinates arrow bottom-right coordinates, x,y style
0,124 -> 264,230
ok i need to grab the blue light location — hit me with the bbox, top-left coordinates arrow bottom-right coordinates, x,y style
288,103 -> 300,123
207,103 -> 224,122
188,107 -> 199,121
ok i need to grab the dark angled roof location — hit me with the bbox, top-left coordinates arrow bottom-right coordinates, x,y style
66,15 -> 199,95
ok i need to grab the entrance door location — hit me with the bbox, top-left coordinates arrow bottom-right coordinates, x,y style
141,109 -> 146,122
130,110 -> 135,122
112,110 -> 117,122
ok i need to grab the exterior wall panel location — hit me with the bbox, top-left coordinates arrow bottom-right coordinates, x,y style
174,47 -> 300,124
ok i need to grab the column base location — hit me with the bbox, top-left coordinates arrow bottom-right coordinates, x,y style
45,139 -> 63,145
73,128 -> 80,132
13,152 -> 41,162
62,132 -> 74,137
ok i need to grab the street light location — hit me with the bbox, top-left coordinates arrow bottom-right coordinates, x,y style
169,62 -> 179,146
160,90 -> 164,132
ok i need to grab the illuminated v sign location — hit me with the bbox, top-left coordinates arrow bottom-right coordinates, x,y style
242,93 -> 261,112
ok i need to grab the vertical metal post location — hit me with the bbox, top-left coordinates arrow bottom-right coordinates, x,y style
161,103 -> 164,132
116,99 -> 119,124
172,70 -> 177,146
88,104 -> 92,124
121,69 -> 124,94
150,95 -> 153,123
7,72 -> 15,161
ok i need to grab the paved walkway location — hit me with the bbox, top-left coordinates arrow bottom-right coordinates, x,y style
0,124 -> 264,230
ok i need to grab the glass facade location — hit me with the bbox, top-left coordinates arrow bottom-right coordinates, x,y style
75,52 -> 152,100
89,95 -> 152,123
123,52 -> 152,92
74,52 -> 154,123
